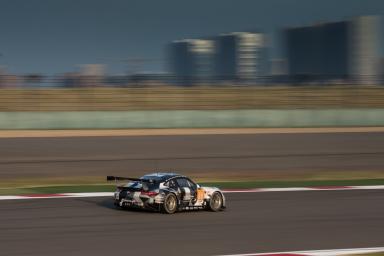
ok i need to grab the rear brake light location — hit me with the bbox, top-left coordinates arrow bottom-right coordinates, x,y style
141,191 -> 158,197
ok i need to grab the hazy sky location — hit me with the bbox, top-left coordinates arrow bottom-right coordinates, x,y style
0,0 -> 383,75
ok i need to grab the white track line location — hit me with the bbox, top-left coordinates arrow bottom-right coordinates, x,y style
62,192 -> 113,197
0,192 -> 114,200
1,185 -> 384,201
216,246 -> 384,256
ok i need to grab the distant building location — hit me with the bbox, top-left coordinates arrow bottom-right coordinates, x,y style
379,58 -> 384,84
214,32 -> 268,83
349,16 -> 380,84
0,68 -> 22,87
78,64 -> 106,87
270,58 -> 289,84
285,21 -> 350,83
59,72 -> 81,88
284,16 -> 380,85
168,39 -> 214,85
129,73 -> 171,87
270,58 -> 288,76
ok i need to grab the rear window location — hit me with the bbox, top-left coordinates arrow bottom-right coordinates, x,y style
142,181 -> 159,191
124,181 -> 159,191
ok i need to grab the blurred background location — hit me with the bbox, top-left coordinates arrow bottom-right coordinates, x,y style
0,0 -> 383,113
1,0 -> 384,184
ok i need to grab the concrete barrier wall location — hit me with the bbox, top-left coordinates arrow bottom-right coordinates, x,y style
0,109 -> 384,129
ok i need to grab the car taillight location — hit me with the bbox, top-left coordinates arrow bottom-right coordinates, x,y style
141,191 -> 158,197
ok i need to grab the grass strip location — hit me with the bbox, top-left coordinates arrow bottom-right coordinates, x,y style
1,178 -> 384,195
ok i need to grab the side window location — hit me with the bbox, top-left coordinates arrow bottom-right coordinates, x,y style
176,178 -> 190,188
186,179 -> 197,190
166,179 -> 178,189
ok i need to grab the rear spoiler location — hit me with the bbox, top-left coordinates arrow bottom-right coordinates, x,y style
106,176 -> 155,183
107,176 -> 141,182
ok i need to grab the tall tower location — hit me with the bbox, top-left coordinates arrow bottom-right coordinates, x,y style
168,39 -> 214,85
215,32 -> 267,83
285,16 -> 380,85
349,16 -> 380,85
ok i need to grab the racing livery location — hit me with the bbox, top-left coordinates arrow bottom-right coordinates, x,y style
107,173 -> 226,214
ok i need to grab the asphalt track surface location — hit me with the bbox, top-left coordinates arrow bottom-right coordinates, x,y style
0,190 -> 383,256
1,132 -> 384,255
1,132 -> 384,180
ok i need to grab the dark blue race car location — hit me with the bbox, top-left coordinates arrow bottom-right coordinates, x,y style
107,172 -> 226,214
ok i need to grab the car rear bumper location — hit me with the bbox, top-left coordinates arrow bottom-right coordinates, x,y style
115,199 -> 161,211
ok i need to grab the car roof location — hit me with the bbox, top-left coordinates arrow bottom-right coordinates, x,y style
141,172 -> 183,182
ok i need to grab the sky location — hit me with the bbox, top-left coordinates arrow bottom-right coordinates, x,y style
0,0 -> 383,75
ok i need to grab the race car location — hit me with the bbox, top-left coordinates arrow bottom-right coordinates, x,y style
107,172 -> 226,214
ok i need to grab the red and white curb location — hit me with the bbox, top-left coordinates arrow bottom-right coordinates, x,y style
1,185 -> 384,201
216,247 -> 384,256
223,185 -> 384,193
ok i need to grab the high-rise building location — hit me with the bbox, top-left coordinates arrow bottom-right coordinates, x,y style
284,16 -> 380,84
349,16 -> 380,84
168,39 -> 214,85
270,59 -> 288,76
214,32 -> 268,83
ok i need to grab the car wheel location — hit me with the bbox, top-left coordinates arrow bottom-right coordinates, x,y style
207,192 -> 223,212
161,193 -> 178,214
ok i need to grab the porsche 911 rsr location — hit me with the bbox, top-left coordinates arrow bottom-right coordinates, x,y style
107,173 -> 226,214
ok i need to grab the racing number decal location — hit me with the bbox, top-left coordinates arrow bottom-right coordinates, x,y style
196,188 -> 205,201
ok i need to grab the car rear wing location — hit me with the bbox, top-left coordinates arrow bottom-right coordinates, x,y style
107,176 -> 140,182
106,176 -> 155,183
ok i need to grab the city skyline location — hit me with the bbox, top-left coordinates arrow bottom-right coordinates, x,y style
0,0 -> 383,75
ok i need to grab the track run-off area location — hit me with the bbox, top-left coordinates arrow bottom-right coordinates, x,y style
1,130 -> 384,181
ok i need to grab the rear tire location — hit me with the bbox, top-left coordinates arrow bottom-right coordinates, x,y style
161,193 -> 178,214
207,192 -> 223,212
